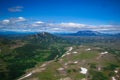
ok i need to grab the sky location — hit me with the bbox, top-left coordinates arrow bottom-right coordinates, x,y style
0,0 -> 120,33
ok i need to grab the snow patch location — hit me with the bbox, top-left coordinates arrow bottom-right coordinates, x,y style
57,68 -> 64,71
61,54 -> 66,57
40,63 -> 46,67
18,73 -> 32,80
85,48 -> 91,51
25,73 -> 32,77
69,47 -> 73,51
81,78 -> 87,80
101,51 -> 108,54
98,67 -> 101,71
112,77 -> 116,80
59,77 -> 72,80
64,63 -> 68,66
80,67 -> 88,74
73,51 -> 78,54
66,53 -> 70,55
61,47 -> 73,57
114,70 -> 118,73
74,61 -> 78,64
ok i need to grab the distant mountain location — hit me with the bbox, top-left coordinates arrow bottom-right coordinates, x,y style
55,30 -> 120,37
0,31 -> 69,45
22,32 -> 68,44
73,30 -> 101,36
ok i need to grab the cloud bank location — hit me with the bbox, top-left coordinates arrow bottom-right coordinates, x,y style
0,17 -> 120,33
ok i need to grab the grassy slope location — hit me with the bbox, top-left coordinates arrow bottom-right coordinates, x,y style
23,46 -> 120,80
0,35 -> 120,80
0,35 -> 70,80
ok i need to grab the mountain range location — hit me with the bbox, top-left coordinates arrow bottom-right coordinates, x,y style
0,30 -> 120,38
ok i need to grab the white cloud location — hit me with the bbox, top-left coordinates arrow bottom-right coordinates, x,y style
8,6 -> 23,12
99,25 -> 113,27
0,18 -> 120,33
52,28 -> 60,30
5,17 -> 26,23
59,22 -> 86,28
32,21 -> 44,27
2,19 -> 10,24
15,17 -> 26,22
35,21 -> 44,24
93,25 -> 120,31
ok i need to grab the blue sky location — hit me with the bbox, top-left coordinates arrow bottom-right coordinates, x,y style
0,0 -> 120,33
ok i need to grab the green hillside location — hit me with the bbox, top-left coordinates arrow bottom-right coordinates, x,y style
0,32 -> 120,80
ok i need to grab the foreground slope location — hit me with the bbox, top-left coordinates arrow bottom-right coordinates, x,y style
18,46 -> 120,80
